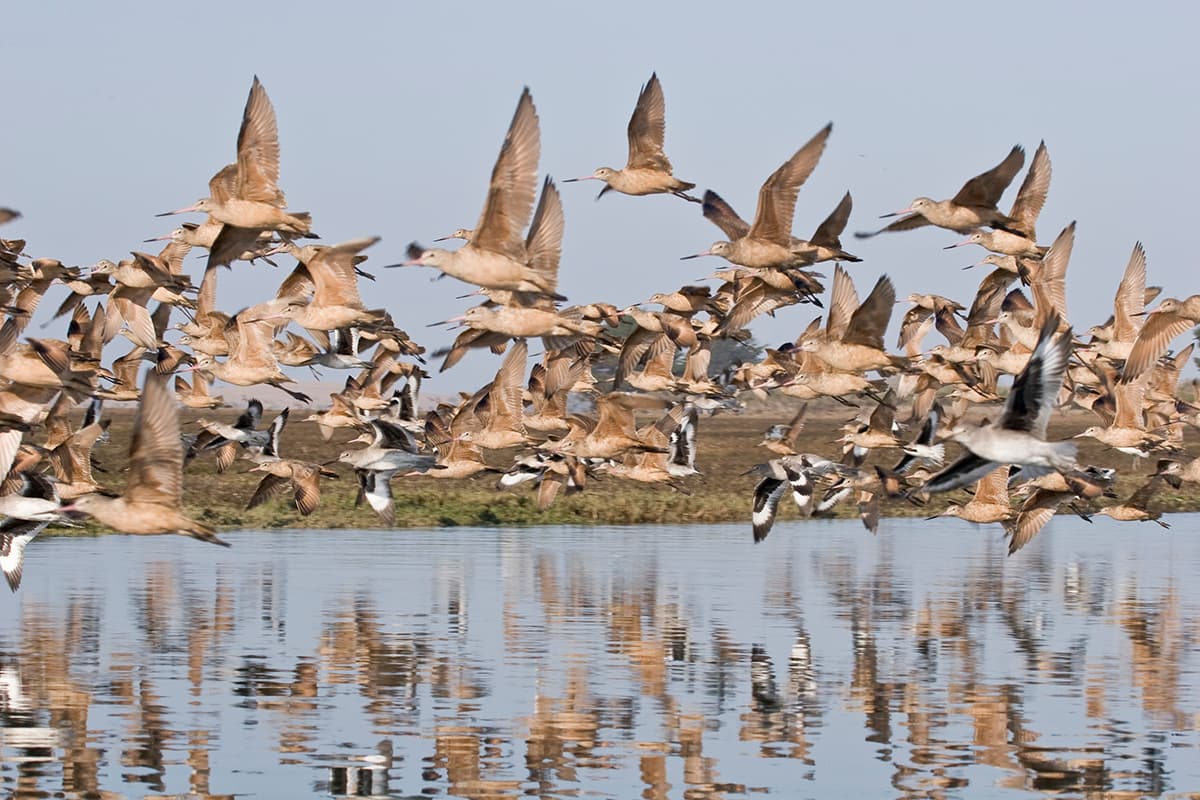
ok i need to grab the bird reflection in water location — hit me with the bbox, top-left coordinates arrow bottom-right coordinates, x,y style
0,526 -> 1196,797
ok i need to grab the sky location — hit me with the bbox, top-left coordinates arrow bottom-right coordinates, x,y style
4,1 -> 1199,394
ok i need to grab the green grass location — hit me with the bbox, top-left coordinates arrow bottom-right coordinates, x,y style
39,402 -> 1200,538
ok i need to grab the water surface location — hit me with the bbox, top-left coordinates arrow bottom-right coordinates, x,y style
1,516 -> 1199,798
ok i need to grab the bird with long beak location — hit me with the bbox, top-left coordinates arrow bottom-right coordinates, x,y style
61,371 -> 230,546
156,77 -> 312,236
856,145 -> 1026,238
393,90 -> 561,297
564,73 -> 699,202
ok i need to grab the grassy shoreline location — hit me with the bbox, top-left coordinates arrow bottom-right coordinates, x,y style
39,402 -> 1200,539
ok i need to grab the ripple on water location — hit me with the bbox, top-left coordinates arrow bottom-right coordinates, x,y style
0,517 -> 1198,797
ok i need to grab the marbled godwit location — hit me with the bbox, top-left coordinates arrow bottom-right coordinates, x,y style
63,371 -> 229,546
45,405 -> 110,501
1006,468 -> 1114,555
600,402 -> 698,487
930,465 -> 1012,524
447,303 -> 600,342
246,459 -> 338,516
924,312 -> 1077,494
759,405 -> 808,456
157,77 -> 313,236
943,141 -> 1051,257
253,237 -> 386,332
838,392 -> 902,453
188,310 -> 312,404
1120,294 -> 1200,383
857,145 -> 1025,237
454,339 -> 529,451
1072,368 -> 1171,458
401,90 -> 560,296
700,186 -> 859,266
175,372 -> 225,410
523,348 -> 588,437
897,294 -> 965,349
798,272 -> 902,373
1083,243 -> 1148,361
682,124 -> 833,268
564,73 -> 698,202
1027,222 -> 1074,328
1093,474 -> 1171,527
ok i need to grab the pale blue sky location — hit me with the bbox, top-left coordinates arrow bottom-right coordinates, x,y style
5,1 -> 1198,390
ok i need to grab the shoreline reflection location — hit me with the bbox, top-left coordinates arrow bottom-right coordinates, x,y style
0,519 -> 1197,797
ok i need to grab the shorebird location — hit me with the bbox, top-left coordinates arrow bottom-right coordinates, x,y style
1074,242 -> 1149,366
188,311 -> 312,404
600,402 -> 698,487
255,237 -> 386,332
338,419 -> 439,524
700,186 -> 859,267
943,141 -> 1051,258
759,404 -> 807,456
401,90 -> 560,296
45,406 -> 110,501
564,73 -> 698,202
798,271 -> 902,373
1073,370 -> 1171,459
454,339 -> 529,451
0,473 -> 68,592
857,145 -> 1025,237
682,124 -> 833,268
245,459 -> 338,516
1120,294 -> 1200,383
0,471 -> 71,524
747,454 -> 842,542
1093,474 -> 1171,528
63,371 -> 229,546
1006,468 -> 1114,555
924,312 -> 1077,494
192,400 -> 289,472
157,77 -> 313,236
892,409 -> 945,473
929,465 -> 1012,525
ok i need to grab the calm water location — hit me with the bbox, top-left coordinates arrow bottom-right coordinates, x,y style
1,516 -> 1199,798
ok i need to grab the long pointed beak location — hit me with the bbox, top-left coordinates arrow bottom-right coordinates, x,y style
155,204 -> 200,217
425,316 -> 464,328
680,250 -> 711,261
143,234 -> 172,243
943,238 -> 972,250
924,512 -> 943,520
562,176 -> 595,183
879,208 -> 913,219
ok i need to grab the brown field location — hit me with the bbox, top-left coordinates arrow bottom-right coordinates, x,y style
44,398 -> 1199,541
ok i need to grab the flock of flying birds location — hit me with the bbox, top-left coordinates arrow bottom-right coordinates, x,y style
0,72 -> 1197,590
